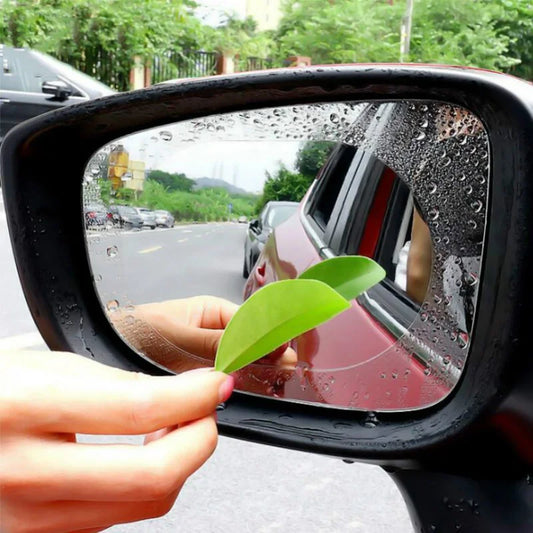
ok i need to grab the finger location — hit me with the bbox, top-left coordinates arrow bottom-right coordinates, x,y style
154,323 -> 225,359
143,425 -> 176,445
196,295 -> 239,329
2,352 -> 233,433
3,416 -> 217,502
7,491 -> 180,533
260,344 -> 298,368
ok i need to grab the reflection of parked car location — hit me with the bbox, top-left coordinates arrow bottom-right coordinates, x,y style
108,205 -> 143,229
0,45 -> 114,143
243,106 -> 451,410
238,215 -> 248,223
84,204 -> 110,229
134,207 -> 156,229
154,210 -> 175,228
242,201 -> 298,278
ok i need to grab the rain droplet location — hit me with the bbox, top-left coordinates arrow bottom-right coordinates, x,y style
428,182 -> 437,194
471,200 -> 483,213
329,113 -> 340,124
428,208 -> 439,220
467,219 -> 478,230
106,299 -> 119,312
93,274 -> 102,282
362,412 -> 379,428
416,131 -> 426,141
123,315 -> 135,326
159,131 -> 172,141
107,246 -> 118,258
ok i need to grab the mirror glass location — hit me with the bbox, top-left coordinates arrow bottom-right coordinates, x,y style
83,100 -> 489,411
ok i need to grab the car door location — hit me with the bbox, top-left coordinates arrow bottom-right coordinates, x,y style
0,47 -> 86,140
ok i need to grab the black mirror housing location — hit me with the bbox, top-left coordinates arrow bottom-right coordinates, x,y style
2,66 -> 532,478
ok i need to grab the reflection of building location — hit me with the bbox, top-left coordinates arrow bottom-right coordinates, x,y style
108,145 -> 145,195
245,0 -> 281,31
108,145 -> 129,190
126,159 -> 146,193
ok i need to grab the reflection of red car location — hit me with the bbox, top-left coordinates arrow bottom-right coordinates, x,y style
242,112 -> 450,410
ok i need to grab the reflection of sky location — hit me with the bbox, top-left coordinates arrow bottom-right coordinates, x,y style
126,139 -> 301,194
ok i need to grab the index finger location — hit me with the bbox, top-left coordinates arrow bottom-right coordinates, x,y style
1,351 -> 233,434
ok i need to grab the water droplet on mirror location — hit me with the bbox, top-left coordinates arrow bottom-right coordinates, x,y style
107,246 -> 118,258
428,182 -> 437,194
415,131 -> 426,141
428,208 -> 439,220
471,200 -> 483,213
329,113 -> 339,124
159,131 -> 172,141
106,300 -> 119,313
458,333 -> 469,349
93,274 -> 102,282
362,412 -> 379,428
123,315 -> 135,326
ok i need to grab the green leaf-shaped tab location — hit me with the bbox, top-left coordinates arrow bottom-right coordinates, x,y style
299,256 -> 385,301
214,279 -> 350,374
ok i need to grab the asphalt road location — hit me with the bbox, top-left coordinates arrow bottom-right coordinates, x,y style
0,201 -> 413,533
86,222 -> 248,307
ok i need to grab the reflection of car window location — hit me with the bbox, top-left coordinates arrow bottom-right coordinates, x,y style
118,207 -> 136,215
308,145 -> 357,231
266,206 -> 297,227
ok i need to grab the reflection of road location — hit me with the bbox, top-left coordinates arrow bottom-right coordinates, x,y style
0,208 -> 412,533
87,223 -> 247,308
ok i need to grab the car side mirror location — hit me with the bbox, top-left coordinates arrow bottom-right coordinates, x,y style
249,219 -> 260,231
42,80 -> 73,101
2,67 -> 532,508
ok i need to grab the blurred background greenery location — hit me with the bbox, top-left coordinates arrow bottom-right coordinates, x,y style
4,0 -> 531,221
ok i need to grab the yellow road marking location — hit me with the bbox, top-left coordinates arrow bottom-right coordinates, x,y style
138,245 -> 162,254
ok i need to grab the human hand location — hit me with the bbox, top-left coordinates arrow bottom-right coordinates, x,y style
112,296 -> 297,372
0,350 -> 234,533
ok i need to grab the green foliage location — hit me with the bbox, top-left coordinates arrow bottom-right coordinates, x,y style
256,141 -> 334,211
276,0 -> 533,79
257,166 -> 312,212
0,0 -> 208,90
201,14 -> 275,69
147,170 -> 194,192
276,0 -> 403,64
296,141 -> 335,178
135,180 -> 257,222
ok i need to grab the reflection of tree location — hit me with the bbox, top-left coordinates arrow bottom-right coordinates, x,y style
256,141 -> 334,211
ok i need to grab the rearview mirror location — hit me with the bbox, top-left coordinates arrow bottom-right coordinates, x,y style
82,99 -> 489,412
41,79 -> 73,101
2,65 -> 530,467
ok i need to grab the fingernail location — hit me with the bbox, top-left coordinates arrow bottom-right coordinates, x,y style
218,375 -> 235,403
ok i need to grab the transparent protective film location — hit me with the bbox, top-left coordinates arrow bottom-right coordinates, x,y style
83,101 -> 488,411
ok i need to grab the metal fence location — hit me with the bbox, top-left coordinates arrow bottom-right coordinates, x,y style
56,49 -> 130,92
55,49 -> 274,90
245,56 -> 273,71
151,50 -> 219,84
